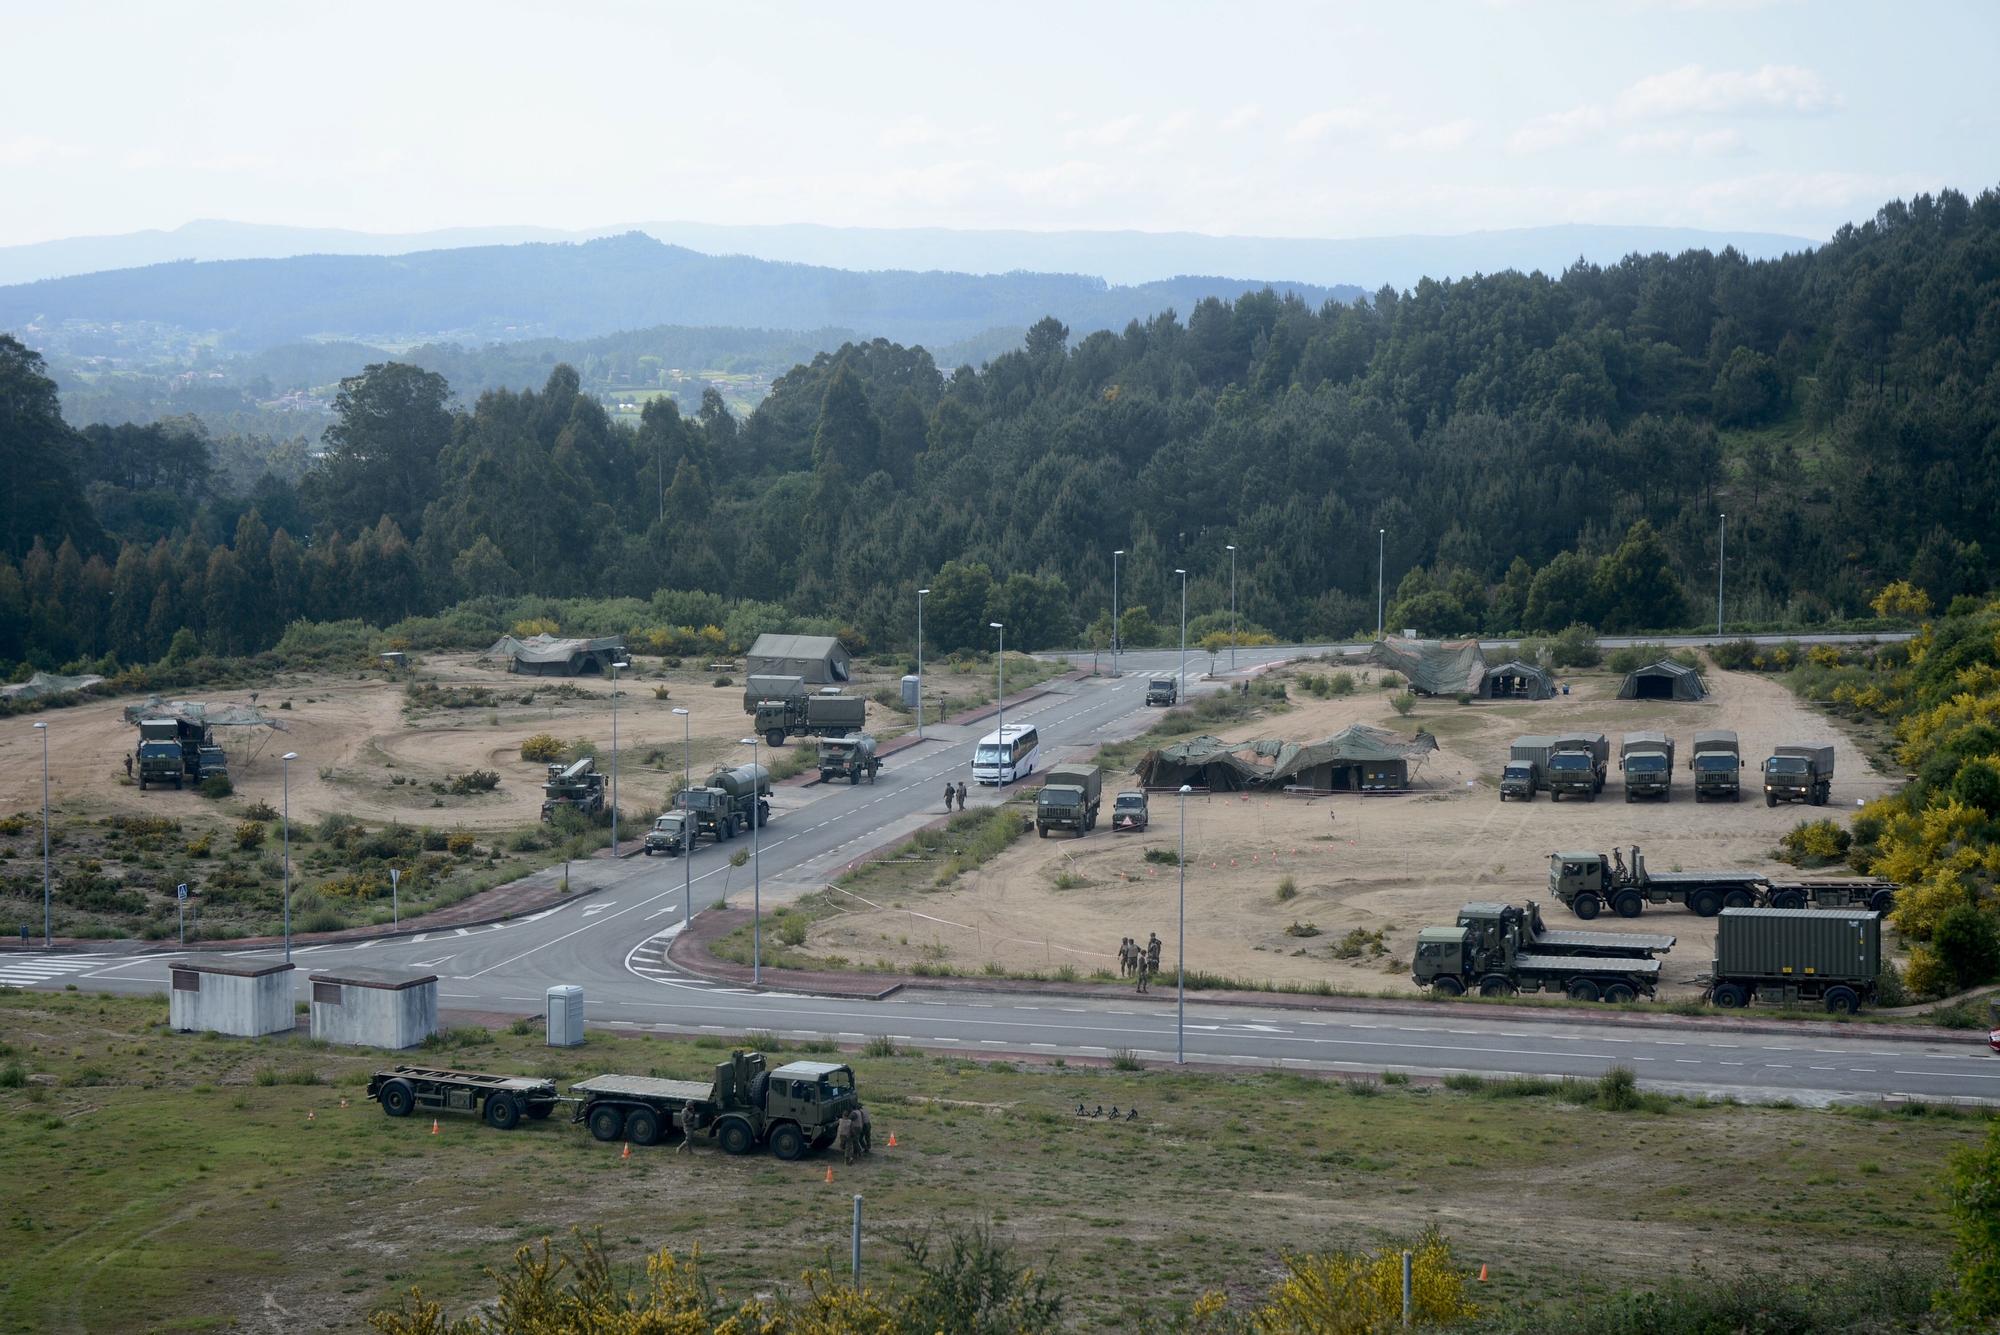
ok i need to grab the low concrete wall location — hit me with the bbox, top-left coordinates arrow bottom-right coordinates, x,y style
169,959 -> 295,1037
308,967 -> 438,1049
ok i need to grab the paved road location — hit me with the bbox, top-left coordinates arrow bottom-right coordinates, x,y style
14,635 -> 1980,1106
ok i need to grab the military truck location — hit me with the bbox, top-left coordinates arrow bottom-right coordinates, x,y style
1550,846 -> 1896,919
1111,790 -> 1150,832
1413,903 -> 1667,1001
1546,732 -> 1609,801
1036,764 -> 1103,837
1146,678 -> 1178,707
751,692 -> 867,749
196,744 -> 229,783
1499,735 -> 1555,801
675,763 -> 771,843
570,1049 -> 860,1159
1763,743 -> 1834,807
1619,732 -> 1675,802
1706,908 -> 1882,1014
367,1065 -> 560,1128
540,756 -> 607,822
1688,729 -> 1742,802
816,732 -> 880,785
135,719 -> 186,790
642,811 -> 695,856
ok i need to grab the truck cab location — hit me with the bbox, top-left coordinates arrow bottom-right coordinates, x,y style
1546,750 -> 1601,799
1548,851 -> 1607,906
1412,927 -> 1471,992
1499,760 -> 1539,801
1691,750 -> 1741,800
1112,791 -> 1150,831
137,740 -> 184,790
643,812 -> 694,856
1621,750 -> 1670,800
1146,678 -> 1177,707
196,745 -> 228,782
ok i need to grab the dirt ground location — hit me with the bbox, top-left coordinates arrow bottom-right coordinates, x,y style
812,662 -> 1898,997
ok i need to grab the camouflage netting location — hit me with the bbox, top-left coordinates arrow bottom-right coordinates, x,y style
121,698 -> 286,730
0,672 -> 104,702
1369,638 -> 1487,695
1136,725 -> 1438,791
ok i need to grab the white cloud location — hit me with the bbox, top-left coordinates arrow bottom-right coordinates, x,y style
1219,104 -> 1262,133
1388,118 -> 1477,153
1617,63 -> 1837,118
1507,105 -> 1608,154
1065,114 -> 1145,150
1287,107 -> 1371,144
0,134 -> 85,168
1618,127 -> 1750,156
878,115 -> 951,150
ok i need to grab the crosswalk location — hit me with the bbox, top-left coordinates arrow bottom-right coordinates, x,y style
0,953 -> 104,988
624,932 -> 760,994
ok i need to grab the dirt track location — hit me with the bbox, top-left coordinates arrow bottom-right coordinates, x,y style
810,663 -> 1896,996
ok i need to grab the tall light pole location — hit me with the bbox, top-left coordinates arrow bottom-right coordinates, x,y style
1226,544 -> 1237,671
33,721 -> 49,946
1377,527 -> 1386,637
609,659 -> 628,856
1716,514 -> 1727,636
672,706 -> 691,931
990,622 -> 1005,754
281,750 -> 299,963
916,587 -> 930,739
1177,783 -> 1191,1063
1111,549 -> 1124,678
1175,568 -> 1187,698
739,735 -> 763,984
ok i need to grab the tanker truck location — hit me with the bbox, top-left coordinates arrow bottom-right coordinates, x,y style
674,763 -> 772,844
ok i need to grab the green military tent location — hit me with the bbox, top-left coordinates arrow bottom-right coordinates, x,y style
1479,659 -> 1554,700
1272,724 -> 1440,792
1617,658 -> 1708,701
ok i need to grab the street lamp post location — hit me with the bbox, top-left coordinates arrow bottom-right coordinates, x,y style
1111,549 -> 1124,678
916,587 -> 930,739
739,735 -> 764,984
672,706 -> 692,931
33,721 -> 49,946
1226,545 -> 1237,672
1716,514 -> 1727,636
1175,568 -> 1187,698
1178,783 -> 1191,1063
990,622 -> 1005,751
281,751 -> 299,963
1377,528 -> 1386,637
609,659 -> 629,856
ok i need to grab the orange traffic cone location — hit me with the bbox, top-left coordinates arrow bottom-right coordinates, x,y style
621,1143 -> 631,1160
824,1166 -> 834,1183
307,1110 -> 315,1122
339,1098 -> 348,1108
886,1133 -> 897,1148
1478,1264 -> 1488,1283
431,1119 -> 440,1135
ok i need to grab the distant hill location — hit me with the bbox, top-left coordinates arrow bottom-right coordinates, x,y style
0,217 -> 1819,290
0,233 -> 1365,352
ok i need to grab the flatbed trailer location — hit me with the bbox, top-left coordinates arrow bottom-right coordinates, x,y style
1548,848 -> 1896,920
569,1073 -> 713,1146
366,1065 -> 560,1130
1456,902 -> 1675,958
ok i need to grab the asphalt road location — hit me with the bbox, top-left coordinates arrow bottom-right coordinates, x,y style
10,634 -> 1980,1107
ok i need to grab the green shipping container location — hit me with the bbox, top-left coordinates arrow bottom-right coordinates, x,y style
1713,908 -> 1880,983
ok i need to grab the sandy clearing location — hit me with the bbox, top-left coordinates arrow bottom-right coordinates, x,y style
811,662 -> 1898,996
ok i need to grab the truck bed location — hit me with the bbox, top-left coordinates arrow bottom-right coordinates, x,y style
382,1065 -> 554,1093
571,1074 -> 712,1102
1530,928 -> 1676,955
1644,871 -> 1765,887
1516,953 -> 1661,978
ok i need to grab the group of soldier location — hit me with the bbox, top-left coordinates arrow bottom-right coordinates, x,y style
1117,932 -> 1163,992
831,1103 -> 873,1164
941,780 -> 969,812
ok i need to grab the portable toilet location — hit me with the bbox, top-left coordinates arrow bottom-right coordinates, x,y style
546,984 -> 585,1047
900,675 -> 920,708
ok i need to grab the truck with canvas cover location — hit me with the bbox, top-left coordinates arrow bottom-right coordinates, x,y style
1112,790 -> 1150,832
135,718 -> 185,790
1619,732 -> 1675,802
1689,729 -> 1742,802
540,756 -> 606,822
816,732 -> 880,784
1499,735 -> 1555,801
570,1049 -> 861,1159
196,744 -> 228,783
1706,908 -> 1882,1013
753,692 -> 867,748
1550,846 -> 1896,920
1412,911 -> 1664,1002
1146,678 -> 1178,707
1036,763 -> 1103,837
1763,743 -> 1834,807
1546,732 -> 1609,801
676,763 -> 772,844
742,675 -> 806,714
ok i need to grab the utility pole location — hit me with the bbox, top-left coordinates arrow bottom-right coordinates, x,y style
1175,569 -> 1187,698
916,587 -> 929,738
1716,513 -> 1727,636
1377,527 -> 1386,637
1111,549 -> 1124,678
1226,544 -> 1237,671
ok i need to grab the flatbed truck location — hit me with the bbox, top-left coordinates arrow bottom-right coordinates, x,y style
1551,846 -> 1896,919
366,1065 -> 561,1129
569,1050 -> 859,1159
1413,916 -> 1664,1002
1456,901 -> 1675,959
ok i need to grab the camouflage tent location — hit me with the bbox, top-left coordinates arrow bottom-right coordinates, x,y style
1478,659 -> 1554,700
1272,724 -> 1440,792
506,634 -> 626,677
1369,637 -> 1487,696
746,633 -> 851,684
1135,735 -> 1290,791
1,672 -> 104,703
1617,659 -> 1708,701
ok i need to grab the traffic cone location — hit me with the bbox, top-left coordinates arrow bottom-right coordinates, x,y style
430,1119 -> 440,1135
1478,1264 -> 1488,1283
339,1098 -> 348,1108
824,1166 -> 834,1183
307,1110 -> 315,1122
887,1133 -> 897,1148
622,1143 -> 631,1160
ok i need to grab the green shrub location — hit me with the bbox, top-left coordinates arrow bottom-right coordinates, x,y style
863,1035 -> 899,1058
1390,691 -> 1416,716
1709,637 -> 1759,670
1275,875 -> 1298,900
1934,904 -> 2000,991
1778,818 -> 1852,867
1143,847 -> 1181,866
1550,622 -> 1602,668
198,774 -> 233,799
520,733 -> 563,763
240,800 -> 279,822
233,821 -> 265,851
447,769 -> 501,796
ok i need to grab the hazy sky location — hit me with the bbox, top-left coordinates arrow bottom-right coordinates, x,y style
3,0 -> 1994,247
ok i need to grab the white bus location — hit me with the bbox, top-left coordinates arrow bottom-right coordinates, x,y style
972,724 -> 1040,785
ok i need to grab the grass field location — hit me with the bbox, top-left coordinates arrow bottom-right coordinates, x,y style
0,988 -> 1977,1331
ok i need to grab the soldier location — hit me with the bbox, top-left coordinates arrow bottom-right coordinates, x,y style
944,782 -> 956,813
844,1109 -> 863,1165
855,1104 -> 872,1155
1146,933 -> 1162,974
833,1111 -> 851,1162
956,781 -> 968,810
123,754 -> 133,779
1117,938 -> 1130,976
1135,957 -> 1149,994
676,1110 -> 696,1155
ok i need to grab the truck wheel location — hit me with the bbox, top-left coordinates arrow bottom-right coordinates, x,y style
1477,975 -> 1516,998
1723,890 -> 1754,910
850,770 -> 860,785
1613,892 -> 1643,919
139,776 -> 147,791
1711,982 -> 1748,1008
1690,890 -> 1722,918
588,1106 -> 625,1143
527,1101 -> 555,1120
379,1079 -> 415,1118
768,1123 -> 805,1161
717,1120 -> 754,1156
485,1092 -> 522,1131
1038,825 -> 1047,838
625,1109 -> 661,1146
1432,977 -> 1465,997
1571,893 -> 1601,921
1566,979 -> 1600,1002
1766,795 -> 1777,808
766,730 -> 785,749
1771,889 -> 1805,910
1603,984 -> 1637,1004
1824,986 -> 1860,1016
1869,889 -> 1895,913
1624,792 -> 1633,803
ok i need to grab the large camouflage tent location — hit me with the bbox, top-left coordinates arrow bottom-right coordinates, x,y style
1618,658 -> 1708,701
503,634 -> 626,677
1136,725 -> 1438,792
1369,637 -> 1487,696
746,633 -> 850,684
1478,659 -> 1554,700
1135,735 -> 1289,791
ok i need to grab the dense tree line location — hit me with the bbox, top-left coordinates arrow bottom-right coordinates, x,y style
2,185 -> 1997,671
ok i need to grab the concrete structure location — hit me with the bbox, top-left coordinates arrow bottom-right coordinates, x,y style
308,967 -> 439,1049
745,633 -> 851,684
169,958 -> 296,1037
546,984 -> 585,1047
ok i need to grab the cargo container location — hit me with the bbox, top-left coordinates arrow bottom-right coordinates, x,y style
1708,908 -> 1881,1013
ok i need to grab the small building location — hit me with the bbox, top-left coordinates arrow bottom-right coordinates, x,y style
309,967 -> 439,1049
494,634 -> 626,677
1618,658 -> 1708,701
1479,659 -> 1554,700
745,633 -> 851,685
169,958 -> 297,1037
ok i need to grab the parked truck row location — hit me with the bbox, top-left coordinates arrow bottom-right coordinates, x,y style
1550,846 -> 1895,919
1497,730 -> 1836,805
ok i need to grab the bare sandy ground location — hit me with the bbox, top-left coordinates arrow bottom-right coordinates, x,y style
811,662 -> 1896,997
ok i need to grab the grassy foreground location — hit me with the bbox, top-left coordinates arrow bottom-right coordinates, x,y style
0,987 -> 1979,1331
